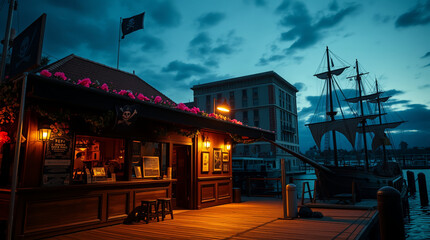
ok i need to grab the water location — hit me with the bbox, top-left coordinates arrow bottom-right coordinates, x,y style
293,169 -> 430,239
403,169 -> 430,240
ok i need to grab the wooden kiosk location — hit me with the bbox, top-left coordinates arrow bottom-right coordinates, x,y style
0,73 -> 275,239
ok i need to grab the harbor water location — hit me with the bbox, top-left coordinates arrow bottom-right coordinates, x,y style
403,169 -> 430,239
294,169 -> 430,239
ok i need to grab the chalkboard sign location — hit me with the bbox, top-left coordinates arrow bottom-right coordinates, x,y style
43,133 -> 73,186
142,156 -> 160,178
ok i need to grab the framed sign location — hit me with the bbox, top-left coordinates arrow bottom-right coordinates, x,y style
43,132 -> 73,186
213,149 -> 222,172
222,152 -> 229,162
202,152 -> 209,173
223,163 -> 229,172
134,166 -> 142,178
143,156 -> 160,178
92,167 -> 106,177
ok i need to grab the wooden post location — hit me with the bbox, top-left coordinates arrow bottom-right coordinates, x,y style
418,173 -> 428,206
281,159 -> 287,219
377,186 -> 405,240
406,171 -> 416,194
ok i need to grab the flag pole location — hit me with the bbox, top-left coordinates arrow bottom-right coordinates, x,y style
117,17 -> 122,69
0,0 -> 16,82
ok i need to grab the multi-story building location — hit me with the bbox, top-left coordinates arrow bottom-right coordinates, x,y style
192,71 -> 300,174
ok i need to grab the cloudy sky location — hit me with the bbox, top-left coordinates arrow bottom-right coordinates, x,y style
1,0 -> 429,151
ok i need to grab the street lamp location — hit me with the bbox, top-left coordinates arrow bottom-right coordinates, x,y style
214,98 -> 230,114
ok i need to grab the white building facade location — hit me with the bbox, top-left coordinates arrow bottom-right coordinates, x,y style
192,71 -> 300,173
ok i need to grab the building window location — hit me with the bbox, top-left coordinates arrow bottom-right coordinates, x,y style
242,89 -> 248,108
244,145 -> 250,156
252,87 -> 259,106
243,111 -> 248,125
73,136 -> 125,184
217,93 -> 222,103
253,109 -> 259,127
206,95 -> 211,113
229,91 -> 235,109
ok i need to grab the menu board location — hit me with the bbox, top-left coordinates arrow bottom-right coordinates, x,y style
142,156 -> 160,178
43,133 -> 73,186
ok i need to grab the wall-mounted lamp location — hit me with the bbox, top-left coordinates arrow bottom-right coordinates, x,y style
224,139 -> 231,151
203,136 -> 211,150
38,128 -> 52,141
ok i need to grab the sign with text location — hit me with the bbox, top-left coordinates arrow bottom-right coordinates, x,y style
43,132 -> 73,186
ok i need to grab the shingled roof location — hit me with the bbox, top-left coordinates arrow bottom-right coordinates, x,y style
42,54 -> 173,102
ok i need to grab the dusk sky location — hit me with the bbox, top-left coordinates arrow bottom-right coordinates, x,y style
1,0 -> 429,151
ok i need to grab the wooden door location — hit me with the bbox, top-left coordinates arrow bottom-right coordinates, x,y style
173,145 -> 191,209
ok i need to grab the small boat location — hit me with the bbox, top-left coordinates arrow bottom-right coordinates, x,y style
304,47 -> 406,199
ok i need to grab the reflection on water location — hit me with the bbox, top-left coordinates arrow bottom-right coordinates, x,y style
403,169 -> 430,240
294,169 -> 430,239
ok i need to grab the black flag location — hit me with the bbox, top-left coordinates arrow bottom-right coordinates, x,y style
121,12 -> 145,39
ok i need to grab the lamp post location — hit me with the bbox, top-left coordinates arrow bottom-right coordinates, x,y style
213,98 -> 230,116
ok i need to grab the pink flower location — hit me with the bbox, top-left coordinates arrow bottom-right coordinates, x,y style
154,96 -> 162,104
176,103 -> 190,112
190,107 -> 200,114
77,78 -> 92,88
40,70 -> 52,77
137,93 -> 150,101
54,72 -> 67,81
100,83 -> 109,92
0,131 -> 11,145
231,119 -> 243,125
127,92 -> 135,99
208,113 -> 216,118
117,90 -> 128,96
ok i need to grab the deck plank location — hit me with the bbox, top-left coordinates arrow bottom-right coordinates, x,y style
45,198 -> 376,240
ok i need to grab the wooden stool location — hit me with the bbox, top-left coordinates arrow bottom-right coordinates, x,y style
157,198 -> 173,221
140,199 -> 159,223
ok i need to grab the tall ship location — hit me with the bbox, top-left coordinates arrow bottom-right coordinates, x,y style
303,47 -> 406,199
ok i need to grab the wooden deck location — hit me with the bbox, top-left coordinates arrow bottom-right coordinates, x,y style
45,197 -> 377,240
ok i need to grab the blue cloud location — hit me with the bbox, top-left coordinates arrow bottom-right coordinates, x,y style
329,0 -> 339,11
197,12 -> 226,29
293,82 -> 306,91
150,0 -> 182,28
279,2 -> 359,53
188,31 -> 243,67
162,60 -> 209,80
261,1 -> 359,65
422,52 -> 430,58
275,0 -> 290,13
395,0 -> 430,28
257,54 -> 286,66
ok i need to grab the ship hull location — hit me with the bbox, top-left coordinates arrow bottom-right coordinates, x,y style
315,163 -> 405,199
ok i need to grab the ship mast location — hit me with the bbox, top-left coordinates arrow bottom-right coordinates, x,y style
375,79 -> 387,164
355,60 -> 369,171
325,47 -> 339,166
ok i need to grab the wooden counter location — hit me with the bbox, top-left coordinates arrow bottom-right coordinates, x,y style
10,179 -> 175,239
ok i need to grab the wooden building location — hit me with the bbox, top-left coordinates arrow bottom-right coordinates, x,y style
0,73 -> 274,239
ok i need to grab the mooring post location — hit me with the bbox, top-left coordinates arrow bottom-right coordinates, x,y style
377,186 -> 405,240
286,184 -> 298,219
406,171 -> 416,194
281,159 -> 287,219
418,173 -> 428,206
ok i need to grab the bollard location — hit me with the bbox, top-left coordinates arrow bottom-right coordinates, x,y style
418,173 -> 428,206
377,186 -> 405,240
286,184 -> 298,218
406,171 -> 416,194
